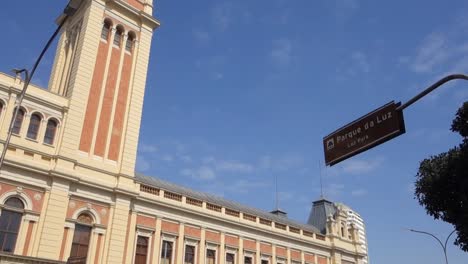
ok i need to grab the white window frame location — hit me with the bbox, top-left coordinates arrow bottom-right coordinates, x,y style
276,257 -> 286,264
183,239 -> 198,264
205,243 -> 218,264
132,228 -> 153,264
260,254 -> 270,264
244,251 -> 255,264
160,233 -> 176,264
225,247 -> 237,264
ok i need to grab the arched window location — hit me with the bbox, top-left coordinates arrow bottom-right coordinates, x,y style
101,20 -> 111,40
0,197 -> 25,252
27,113 -> 42,140
114,26 -> 123,47
11,108 -> 25,135
69,213 -> 93,262
125,32 -> 135,52
44,119 -> 58,145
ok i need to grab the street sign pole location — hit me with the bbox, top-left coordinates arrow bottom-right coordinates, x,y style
323,73 -> 468,166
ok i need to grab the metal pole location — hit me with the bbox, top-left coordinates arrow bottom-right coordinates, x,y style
408,228 -> 455,264
0,7 -> 72,170
397,74 -> 468,111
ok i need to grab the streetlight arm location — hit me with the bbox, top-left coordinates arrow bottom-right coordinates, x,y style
396,74 -> 468,111
0,3 -> 74,170
409,229 -> 446,252
444,229 -> 457,253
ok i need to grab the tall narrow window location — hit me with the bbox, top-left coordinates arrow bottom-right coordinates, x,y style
184,245 -> 195,264
125,32 -> 135,52
244,256 -> 252,264
0,197 -> 24,252
160,240 -> 173,264
135,236 -> 149,264
44,119 -> 58,145
101,21 -> 110,40
114,27 -> 123,47
11,108 -> 25,135
27,113 -> 41,139
226,253 -> 235,264
69,213 -> 93,262
206,249 -> 216,264
125,37 -> 133,52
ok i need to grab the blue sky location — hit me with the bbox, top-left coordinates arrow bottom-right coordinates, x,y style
2,0 -> 468,263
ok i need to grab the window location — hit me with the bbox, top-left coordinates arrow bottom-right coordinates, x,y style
226,253 -> 235,264
114,27 -> 123,47
69,213 -> 93,262
125,34 -> 134,52
135,236 -> 149,264
11,108 -> 25,135
27,113 -> 41,139
44,119 -> 58,145
101,21 -> 111,40
0,197 -> 24,252
261,260 -> 269,264
206,249 -> 216,264
160,240 -> 173,264
244,256 -> 252,264
184,245 -> 195,264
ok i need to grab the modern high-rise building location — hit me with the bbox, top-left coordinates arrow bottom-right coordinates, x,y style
307,200 -> 369,264
0,1 -> 368,263
335,204 -> 369,264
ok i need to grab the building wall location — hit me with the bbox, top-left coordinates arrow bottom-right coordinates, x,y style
0,1 -> 366,264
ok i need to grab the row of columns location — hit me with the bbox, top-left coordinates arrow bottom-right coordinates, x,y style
124,215 -> 327,264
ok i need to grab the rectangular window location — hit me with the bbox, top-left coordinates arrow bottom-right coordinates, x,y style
0,210 -> 22,252
206,249 -> 216,264
226,253 -> 235,264
184,245 -> 195,264
261,260 -> 269,264
125,38 -> 133,52
244,256 -> 252,264
69,224 -> 92,262
161,240 -> 173,264
135,236 -> 149,264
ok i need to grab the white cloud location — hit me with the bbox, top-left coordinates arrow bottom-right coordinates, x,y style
138,144 -> 158,153
351,51 -> 370,73
411,32 -> 449,73
193,29 -> 211,44
351,189 -> 368,197
334,0 -> 359,21
181,166 -> 216,181
324,183 -> 345,199
259,154 -> 304,171
179,155 -> 193,163
216,160 -> 254,173
212,2 -> 233,32
270,39 -> 293,67
161,154 -> 174,162
202,156 -> 216,164
136,156 -> 151,172
342,157 -> 384,175
278,191 -> 293,201
226,179 -> 269,194
405,15 -> 468,76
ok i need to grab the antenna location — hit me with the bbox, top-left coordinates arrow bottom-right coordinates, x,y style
275,174 -> 279,210
319,160 -> 324,199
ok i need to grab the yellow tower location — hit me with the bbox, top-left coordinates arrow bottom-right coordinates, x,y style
48,0 -> 159,178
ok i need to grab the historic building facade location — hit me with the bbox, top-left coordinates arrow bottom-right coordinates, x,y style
0,0 -> 367,263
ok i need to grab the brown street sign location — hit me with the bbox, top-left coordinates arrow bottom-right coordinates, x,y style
323,101 -> 406,166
